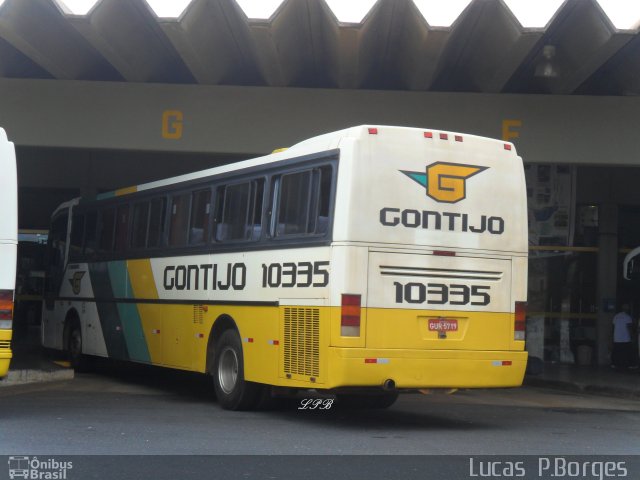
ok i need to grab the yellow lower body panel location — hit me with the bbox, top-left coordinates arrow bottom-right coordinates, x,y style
325,347 -> 527,390
0,329 -> 12,378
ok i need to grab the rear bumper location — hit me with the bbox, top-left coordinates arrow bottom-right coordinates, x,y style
326,348 -> 527,389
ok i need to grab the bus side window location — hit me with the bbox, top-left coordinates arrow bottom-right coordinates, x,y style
189,189 -> 211,245
99,208 -> 116,254
276,171 -> 312,236
114,204 -> 130,252
84,211 -> 98,259
273,166 -> 332,238
131,202 -> 150,249
147,197 -> 166,248
69,212 -> 85,262
214,183 -> 250,242
169,193 -> 190,247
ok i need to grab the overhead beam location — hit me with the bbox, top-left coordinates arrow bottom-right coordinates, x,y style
2,78 -> 640,167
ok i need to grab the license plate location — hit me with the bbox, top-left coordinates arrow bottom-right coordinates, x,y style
428,318 -> 458,331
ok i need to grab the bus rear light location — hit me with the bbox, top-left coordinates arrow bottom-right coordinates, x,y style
434,250 -> 456,256
368,128 -> 378,135
514,301 -> 526,341
0,289 -> 13,329
424,131 -> 433,138
341,294 -> 361,337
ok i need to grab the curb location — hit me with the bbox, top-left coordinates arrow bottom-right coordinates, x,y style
524,376 -> 640,400
0,367 -> 74,387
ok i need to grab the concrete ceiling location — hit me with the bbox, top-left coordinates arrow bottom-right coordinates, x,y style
0,0 -> 639,95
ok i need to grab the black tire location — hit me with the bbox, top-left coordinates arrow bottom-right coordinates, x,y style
66,322 -> 89,372
336,392 -> 399,409
212,330 -> 261,410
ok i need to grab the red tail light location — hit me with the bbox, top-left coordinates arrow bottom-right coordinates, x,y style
341,294 -> 361,337
514,301 -> 526,341
0,290 -> 14,329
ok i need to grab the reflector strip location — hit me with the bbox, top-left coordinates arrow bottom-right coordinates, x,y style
368,127 -> 378,135
492,360 -> 513,366
364,358 -> 390,364
243,338 -> 254,343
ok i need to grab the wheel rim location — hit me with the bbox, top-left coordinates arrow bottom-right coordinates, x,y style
218,346 -> 239,394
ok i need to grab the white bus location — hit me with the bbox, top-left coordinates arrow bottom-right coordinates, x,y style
0,128 -> 17,378
41,125 -> 528,409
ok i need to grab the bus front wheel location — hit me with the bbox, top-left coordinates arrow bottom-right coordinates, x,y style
212,330 -> 261,410
65,322 -> 89,372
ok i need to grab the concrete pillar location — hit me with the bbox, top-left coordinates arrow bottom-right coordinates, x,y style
596,203 -> 618,365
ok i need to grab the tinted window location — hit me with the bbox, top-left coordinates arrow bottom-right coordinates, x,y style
274,166 -> 332,237
99,208 -> 116,252
114,205 -> 130,252
84,212 -> 98,258
189,189 -> 211,245
69,213 -> 85,261
212,180 -> 264,243
148,197 -> 166,248
214,183 -> 250,242
131,202 -> 149,248
169,193 -> 190,247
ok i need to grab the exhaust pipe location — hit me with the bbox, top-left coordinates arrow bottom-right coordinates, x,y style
383,379 -> 396,391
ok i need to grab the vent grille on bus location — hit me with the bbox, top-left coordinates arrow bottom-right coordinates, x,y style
193,305 -> 204,324
0,340 -> 10,350
283,307 -> 320,378
380,265 -> 503,281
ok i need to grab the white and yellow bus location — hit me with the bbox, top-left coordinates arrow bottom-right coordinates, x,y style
41,125 -> 528,409
0,128 -> 17,378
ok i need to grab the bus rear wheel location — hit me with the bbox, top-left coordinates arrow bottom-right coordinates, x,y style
336,392 -> 399,409
212,330 -> 261,411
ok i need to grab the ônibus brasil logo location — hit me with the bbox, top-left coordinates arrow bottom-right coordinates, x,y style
8,456 -> 73,480
401,161 -> 487,204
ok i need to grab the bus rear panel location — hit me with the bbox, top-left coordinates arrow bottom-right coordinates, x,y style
325,126 -> 528,390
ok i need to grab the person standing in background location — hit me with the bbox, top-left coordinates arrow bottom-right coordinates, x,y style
611,304 -> 634,370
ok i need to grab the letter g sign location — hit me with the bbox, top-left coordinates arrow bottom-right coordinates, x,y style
162,110 -> 183,139
426,162 -> 487,203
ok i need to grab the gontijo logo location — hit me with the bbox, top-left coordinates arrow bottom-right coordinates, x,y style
401,162 -> 487,204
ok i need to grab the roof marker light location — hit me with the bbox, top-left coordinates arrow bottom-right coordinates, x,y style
439,133 -> 448,140
424,132 -> 433,138
455,135 -> 463,142
368,127 -> 378,135
504,143 -> 512,151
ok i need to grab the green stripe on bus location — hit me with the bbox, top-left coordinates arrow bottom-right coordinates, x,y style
107,261 -> 151,363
